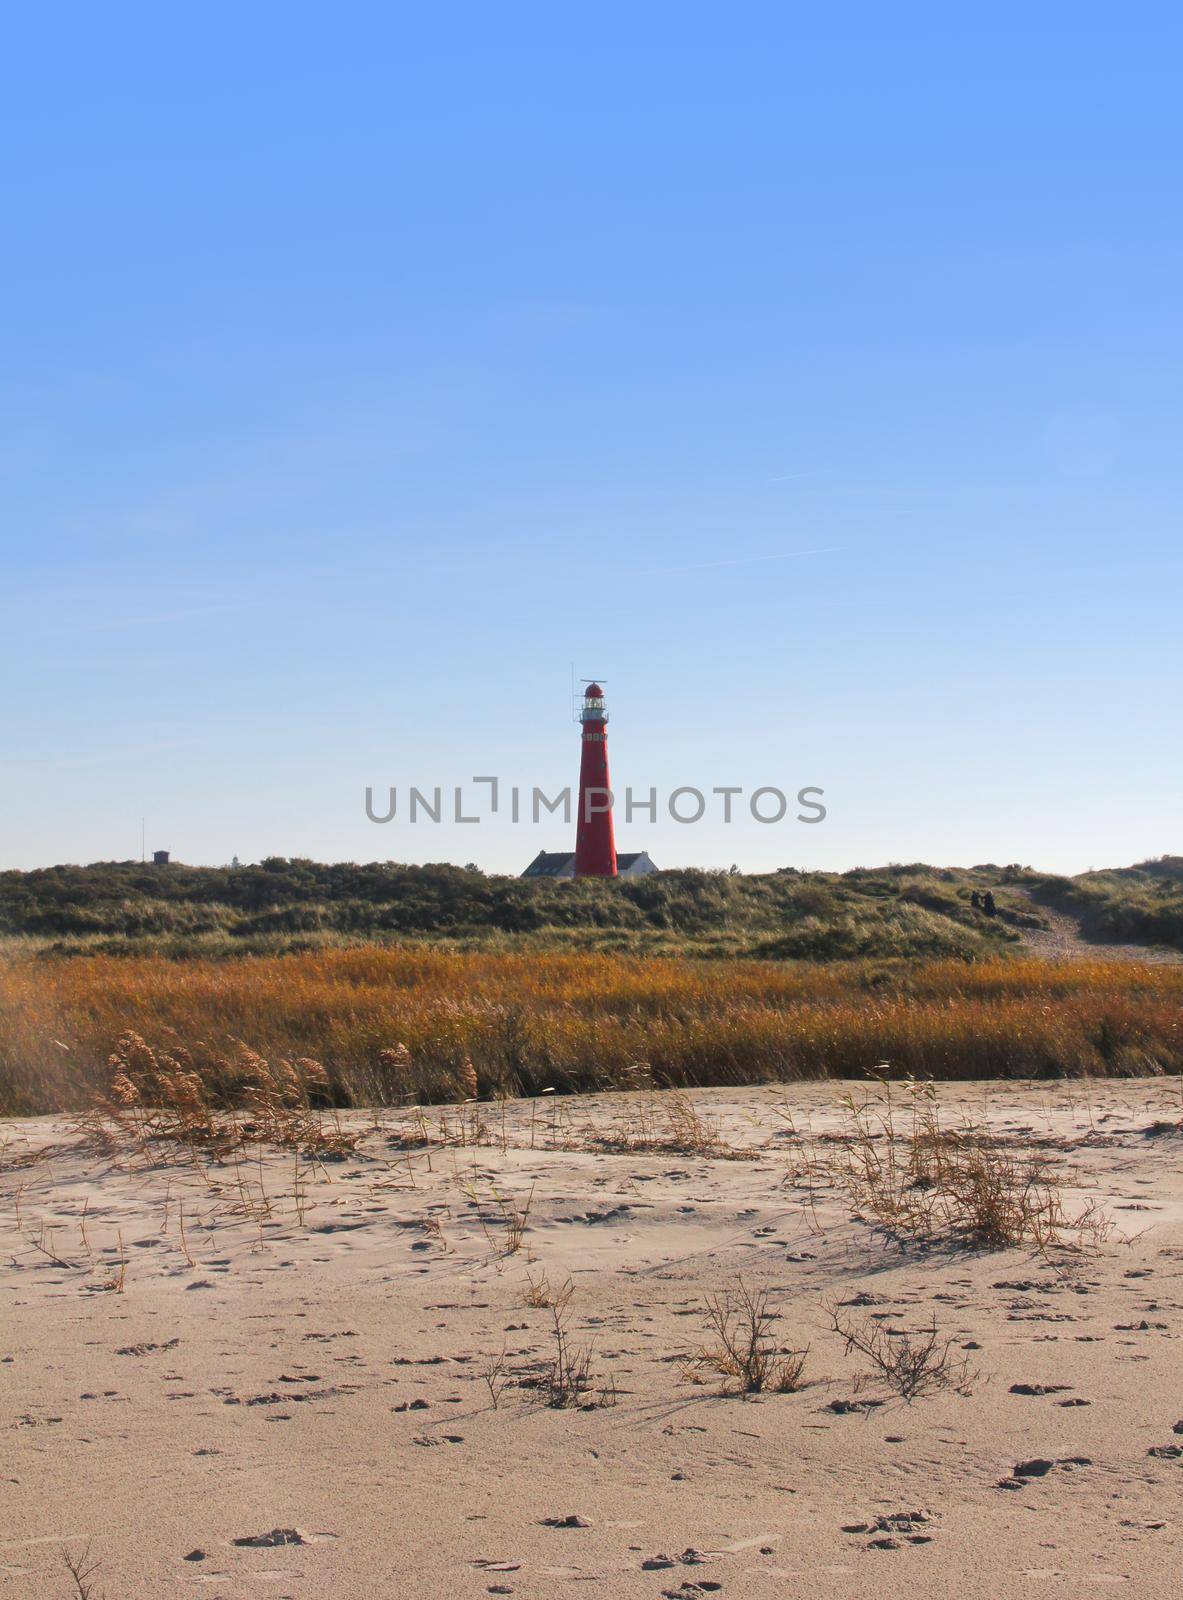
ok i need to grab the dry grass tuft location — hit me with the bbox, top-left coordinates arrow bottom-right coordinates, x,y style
521,1268 -> 556,1308
386,1100 -> 500,1152
465,1181 -> 534,1258
494,1184 -> 533,1255
684,1278 -> 809,1395
829,1077 -> 1112,1253
591,1092 -> 756,1160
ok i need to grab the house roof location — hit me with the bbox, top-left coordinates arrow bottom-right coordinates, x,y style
521,851 -> 576,877
521,850 -> 658,878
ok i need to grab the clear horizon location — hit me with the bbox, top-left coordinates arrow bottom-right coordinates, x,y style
3,6 -> 1180,877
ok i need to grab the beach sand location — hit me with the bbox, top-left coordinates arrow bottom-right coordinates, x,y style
2,1079 -> 1181,1598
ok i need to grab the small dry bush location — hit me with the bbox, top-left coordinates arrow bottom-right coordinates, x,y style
60,1543 -> 104,1600
826,1302 -> 977,1401
82,1030 -> 360,1160
481,1342 -> 512,1409
685,1278 -> 809,1395
479,1279 -> 613,1409
528,1280 -> 616,1409
830,1077 -> 1111,1253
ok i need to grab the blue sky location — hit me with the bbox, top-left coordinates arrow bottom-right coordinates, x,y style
3,4 -> 1180,874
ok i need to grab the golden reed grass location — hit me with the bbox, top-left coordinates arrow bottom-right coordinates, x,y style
77,1029 -> 360,1160
1,947 -> 1180,1114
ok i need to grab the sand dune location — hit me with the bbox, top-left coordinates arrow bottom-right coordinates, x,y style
2,1080 -> 1181,1598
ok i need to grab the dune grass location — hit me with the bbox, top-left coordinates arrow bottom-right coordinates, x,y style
1,945 -> 1181,1116
0,859 -> 1034,960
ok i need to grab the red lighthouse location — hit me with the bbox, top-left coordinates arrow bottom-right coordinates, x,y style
573,682 -> 617,877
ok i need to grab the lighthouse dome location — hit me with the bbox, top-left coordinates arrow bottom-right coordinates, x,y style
584,682 -> 603,697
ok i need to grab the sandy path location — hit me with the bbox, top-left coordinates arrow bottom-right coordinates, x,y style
1009,889 -> 1182,964
2,1080 -> 1182,1598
